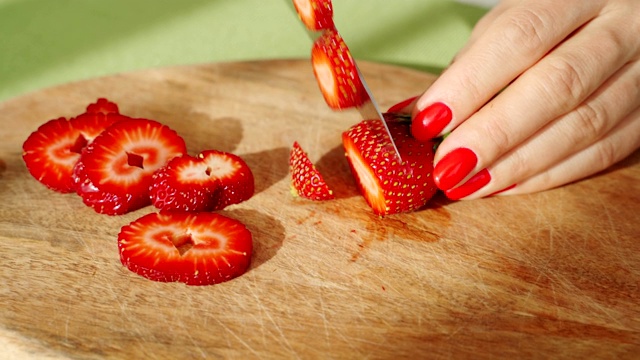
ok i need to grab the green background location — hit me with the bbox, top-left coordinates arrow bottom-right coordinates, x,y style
0,0 -> 488,102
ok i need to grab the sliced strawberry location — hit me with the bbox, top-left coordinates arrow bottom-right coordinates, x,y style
150,154 -> 219,212
289,141 -> 334,201
342,113 -> 438,215
22,113 -> 124,193
293,0 -> 334,31
311,29 -> 368,110
86,98 -> 119,115
75,118 -> 186,215
200,150 -> 255,210
118,212 -> 253,286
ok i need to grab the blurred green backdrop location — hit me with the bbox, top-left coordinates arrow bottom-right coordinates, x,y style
0,0 -> 488,102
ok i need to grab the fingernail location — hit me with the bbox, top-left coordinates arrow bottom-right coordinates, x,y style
489,184 -> 517,197
445,168 -> 491,200
434,147 -> 477,191
387,96 -> 419,113
411,102 -> 452,141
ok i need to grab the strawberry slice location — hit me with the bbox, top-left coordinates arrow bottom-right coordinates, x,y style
342,113 -> 438,215
311,29 -> 368,110
200,150 -> 255,210
75,118 -> 186,215
150,150 -> 254,213
289,141 -> 334,201
118,212 -> 253,286
22,112 -> 124,193
293,0 -> 334,31
86,98 -> 119,115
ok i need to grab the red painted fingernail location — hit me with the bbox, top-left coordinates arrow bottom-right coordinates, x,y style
434,147 -> 477,191
489,184 -> 517,197
411,102 -> 452,141
387,96 -> 419,113
445,168 -> 492,200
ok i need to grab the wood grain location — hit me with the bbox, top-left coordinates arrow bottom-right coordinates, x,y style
0,60 -> 639,359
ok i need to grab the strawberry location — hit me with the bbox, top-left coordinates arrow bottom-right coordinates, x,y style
86,98 -> 119,115
342,113 -> 438,216
311,29 -> 368,110
289,141 -> 334,201
22,111 -> 124,193
293,0 -> 334,31
74,118 -> 187,215
149,150 -> 254,212
118,211 -> 253,286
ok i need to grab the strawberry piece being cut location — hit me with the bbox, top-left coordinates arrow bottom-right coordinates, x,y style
342,113 -> 438,216
311,29 -> 368,110
74,118 -> 187,215
150,150 -> 254,212
22,105 -> 125,193
289,141 -> 334,201
293,0 -> 334,31
118,212 -> 253,286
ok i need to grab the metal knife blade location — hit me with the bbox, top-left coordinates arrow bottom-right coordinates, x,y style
285,0 -> 403,163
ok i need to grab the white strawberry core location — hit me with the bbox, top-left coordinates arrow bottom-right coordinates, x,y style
203,155 -> 236,180
314,59 -> 336,99
293,0 -> 312,21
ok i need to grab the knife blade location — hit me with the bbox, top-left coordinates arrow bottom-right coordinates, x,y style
285,0 -> 403,163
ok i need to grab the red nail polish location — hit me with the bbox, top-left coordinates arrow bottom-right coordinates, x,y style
411,102 -> 452,141
434,147 -> 477,191
445,168 -> 492,200
387,96 -> 419,113
489,184 -> 517,197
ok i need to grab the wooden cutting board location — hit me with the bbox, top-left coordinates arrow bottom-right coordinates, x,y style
0,60 -> 638,359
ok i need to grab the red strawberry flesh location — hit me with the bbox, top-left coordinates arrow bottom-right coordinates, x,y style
342,113 -> 438,215
118,212 -> 253,286
200,150 -> 255,210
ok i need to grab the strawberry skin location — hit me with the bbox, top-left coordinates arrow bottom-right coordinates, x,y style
22,112 -> 124,193
150,154 -> 219,212
293,0 -> 334,31
86,98 -> 119,115
118,212 -> 253,286
75,118 -> 186,215
342,113 -> 438,215
289,141 -> 334,201
311,29 -> 368,110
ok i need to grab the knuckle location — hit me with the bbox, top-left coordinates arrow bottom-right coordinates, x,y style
592,140 -> 618,170
570,102 -> 610,141
544,57 -> 589,104
501,8 -> 547,57
480,117 -> 513,157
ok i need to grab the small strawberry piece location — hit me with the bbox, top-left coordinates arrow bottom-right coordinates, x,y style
311,29 -> 368,110
293,0 -> 334,31
342,113 -> 438,215
150,154 -> 219,212
75,118 -> 187,215
86,98 -> 119,115
22,113 -> 124,193
289,141 -> 334,201
118,212 -> 253,286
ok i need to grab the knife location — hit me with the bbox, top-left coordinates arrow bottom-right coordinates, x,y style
285,0 -> 403,163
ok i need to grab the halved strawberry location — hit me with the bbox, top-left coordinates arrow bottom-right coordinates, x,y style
22,112 -> 124,193
289,141 -> 334,201
118,212 -> 253,286
75,118 -> 187,215
311,29 -> 368,110
152,150 -> 255,212
342,113 -> 438,215
86,98 -> 119,115
293,0 -> 334,31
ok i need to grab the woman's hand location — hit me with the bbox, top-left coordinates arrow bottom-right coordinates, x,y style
389,0 -> 640,200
